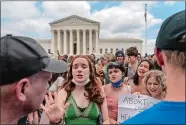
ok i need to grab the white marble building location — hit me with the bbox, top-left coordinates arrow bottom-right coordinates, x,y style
36,15 -> 143,57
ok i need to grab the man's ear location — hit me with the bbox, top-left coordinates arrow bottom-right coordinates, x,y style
154,47 -> 164,66
15,78 -> 31,102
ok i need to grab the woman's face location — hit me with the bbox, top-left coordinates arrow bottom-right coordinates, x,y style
146,76 -> 161,98
108,68 -> 123,83
103,57 -> 109,65
137,61 -> 150,77
72,57 -> 90,83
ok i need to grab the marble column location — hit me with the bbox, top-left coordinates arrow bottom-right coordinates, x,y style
51,30 -> 55,54
83,29 -> 86,54
57,30 -> 61,54
77,29 -> 80,54
95,29 -> 98,55
63,30 -> 67,54
69,30 -> 73,55
89,29 -> 92,54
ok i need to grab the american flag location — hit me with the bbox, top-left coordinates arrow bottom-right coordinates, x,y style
144,4 -> 147,22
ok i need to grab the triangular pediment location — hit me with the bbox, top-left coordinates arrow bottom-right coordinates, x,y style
49,15 -> 99,25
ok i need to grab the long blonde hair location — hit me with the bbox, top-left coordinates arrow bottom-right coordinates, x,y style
143,70 -> 166,99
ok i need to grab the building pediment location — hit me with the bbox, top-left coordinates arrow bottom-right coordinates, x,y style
49,15 -> 99,26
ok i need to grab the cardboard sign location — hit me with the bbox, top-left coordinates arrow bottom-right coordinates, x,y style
117,94 -> 160,122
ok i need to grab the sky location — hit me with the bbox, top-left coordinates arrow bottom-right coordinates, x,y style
1,1 -> 185,55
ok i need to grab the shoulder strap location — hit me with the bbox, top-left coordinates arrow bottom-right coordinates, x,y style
65,92 -> 71,103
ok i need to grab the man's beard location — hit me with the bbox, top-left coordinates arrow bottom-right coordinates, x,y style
22,95 -> 40,114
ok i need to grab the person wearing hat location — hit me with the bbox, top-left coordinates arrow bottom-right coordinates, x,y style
0,35 -> 68,124
115,50 -> 125,64
122,10 -> 186,124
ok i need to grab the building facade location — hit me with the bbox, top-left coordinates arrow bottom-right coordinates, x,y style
36,15 -> 143,57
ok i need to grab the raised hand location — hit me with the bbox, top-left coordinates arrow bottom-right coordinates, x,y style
27,111 -> 39,124
40,92 -> 69,123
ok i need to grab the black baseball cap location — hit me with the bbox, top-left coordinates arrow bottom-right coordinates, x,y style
156,10 -> 186,52
115,50 -> 125,57
0,35 -> 68,85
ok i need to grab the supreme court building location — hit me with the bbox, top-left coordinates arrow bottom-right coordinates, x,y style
37,15 -> 143,57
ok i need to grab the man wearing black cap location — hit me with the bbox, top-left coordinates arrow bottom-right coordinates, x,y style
0,35 -> 68,124
122,10 -> 186,124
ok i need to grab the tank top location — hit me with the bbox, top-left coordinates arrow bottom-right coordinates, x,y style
65,95 -> 100,124
106,85 -> 132,120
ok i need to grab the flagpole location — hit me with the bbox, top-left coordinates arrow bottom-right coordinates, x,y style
145,4 -> 147,56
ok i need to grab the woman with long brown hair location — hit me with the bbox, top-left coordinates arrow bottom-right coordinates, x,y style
128,60 -> 154,94
41,55 -> 110,124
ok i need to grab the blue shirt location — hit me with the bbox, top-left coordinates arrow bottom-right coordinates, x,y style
122,101 -> 185,124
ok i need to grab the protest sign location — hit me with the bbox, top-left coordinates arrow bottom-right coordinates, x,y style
117,94 -> 160,122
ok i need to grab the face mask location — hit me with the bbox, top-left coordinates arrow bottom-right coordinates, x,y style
72,78 -> 90,87
111,79 -> 123,88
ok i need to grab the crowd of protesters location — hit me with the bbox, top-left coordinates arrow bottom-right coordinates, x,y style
0,10 -> 185,124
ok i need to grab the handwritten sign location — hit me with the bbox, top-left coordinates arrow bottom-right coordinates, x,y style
117,94 -> 160,122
